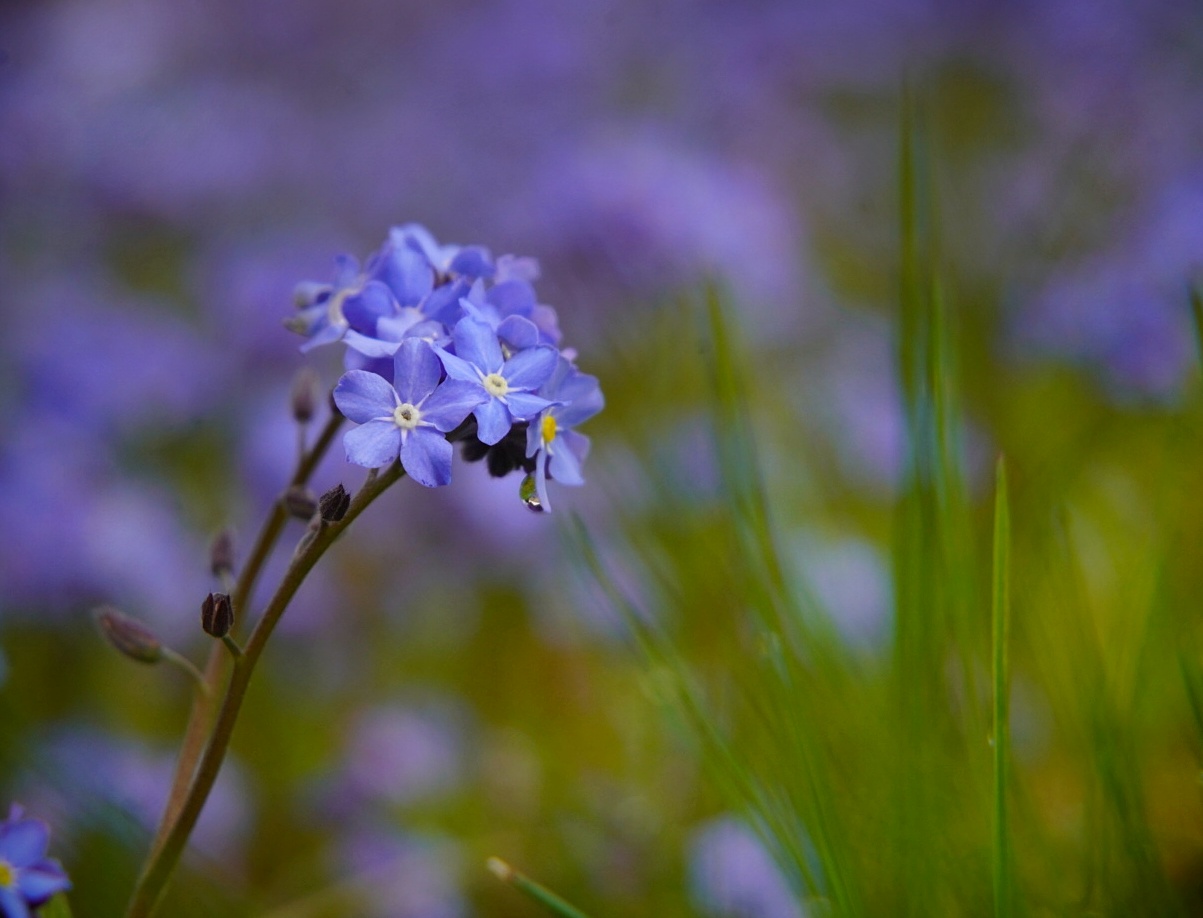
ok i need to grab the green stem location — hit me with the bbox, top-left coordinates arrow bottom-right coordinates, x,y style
487,858 -> 594,918
158,649 -> 209,696
129,410 -> 346,912
127,462 -> 404,918
992,457 -> 1013,917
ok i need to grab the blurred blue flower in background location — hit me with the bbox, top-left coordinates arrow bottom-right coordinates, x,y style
0,805 -> 70,918
688,816 -> 803,918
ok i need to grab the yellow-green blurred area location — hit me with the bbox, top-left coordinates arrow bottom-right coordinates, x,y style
3,1 -> 1203,916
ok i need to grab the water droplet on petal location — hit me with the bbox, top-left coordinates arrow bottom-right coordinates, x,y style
520,474 -> 543,512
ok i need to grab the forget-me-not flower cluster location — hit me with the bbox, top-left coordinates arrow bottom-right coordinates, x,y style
290,225 -> 602,508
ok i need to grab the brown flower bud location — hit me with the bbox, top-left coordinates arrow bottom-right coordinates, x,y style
284,485 -> 318,520
290,367 -> 323,424
209,528 -> 236,579
318,483 -> 350,522
95,606 -> 163,664
201,592 -> 235,638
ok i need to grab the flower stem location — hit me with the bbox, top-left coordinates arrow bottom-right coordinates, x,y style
159,648 -> 209,696
134,409 -> 343,896
126,461 -> 403,918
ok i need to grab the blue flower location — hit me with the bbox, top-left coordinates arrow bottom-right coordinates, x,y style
525,357 -> 604,511
436,316 -> 558,446
287,255 -> 403,354
333,339 -> 484,487
0,804 -> 71,918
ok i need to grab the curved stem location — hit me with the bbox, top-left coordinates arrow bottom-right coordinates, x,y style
140,411 -> 344,876
126,463 -> 404,918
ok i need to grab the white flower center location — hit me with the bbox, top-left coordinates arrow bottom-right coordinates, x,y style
484,372 -> 509,398
393,403 -> 421,429
326,289 -> 351,328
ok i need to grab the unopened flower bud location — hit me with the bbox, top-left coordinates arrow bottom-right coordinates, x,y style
94,606 -> 162,664
290,367 -> 322,424
201,592 -> 235,638
284,485 -> 318,520
319,483 -> 350,522
209,528 -> 236,578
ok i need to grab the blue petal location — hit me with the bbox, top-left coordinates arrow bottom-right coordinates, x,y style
298,322 -> 344,353
502,345 -> 557,391
436,348 -> 484,385
341,281 -> 397,332
421,379 -> 486,432
474,397 -> 512,445
449,245 -> 495,279
333,371 -> 397,423
374,306 -> 424,343
525,418 -> 542,458
392,223 -> 444,267
373,240 -> 434,306
401,427 -> 453,487
404,319 -> 450,347
392,339 -> 442,405
451,316 -> 503,372
549,433 -> 586,486
343,420 -> 402,468
332,253 -> 360,288
504,392 -> 554,421
0,886 -> 30,918
530,304 -> 562,345
343,330 -> 400,358
0,819 -> 47,868
17,863 -> 70,905
534,453 -> 552,512
556,375 -> 604,428
457,295 -> 493,327
498,315 -> 540,351
421,278 -> 471,325
495,254 -> 540,283
488,280 -> 535,318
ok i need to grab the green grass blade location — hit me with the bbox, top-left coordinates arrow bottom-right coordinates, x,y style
487,858 -> 593,918
991,457 -> 1012,918
1189,283 -> 1203,369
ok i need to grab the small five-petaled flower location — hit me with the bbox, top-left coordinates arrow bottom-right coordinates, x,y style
0,805 -> 70,918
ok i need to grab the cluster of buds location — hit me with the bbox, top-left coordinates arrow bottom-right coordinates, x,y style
287,224 -> 603,510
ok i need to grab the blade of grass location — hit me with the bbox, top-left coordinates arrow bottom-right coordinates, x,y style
487,858 -> 593,918
892,80 -> 944,915
991,457 -> 1012,918
1189,283 -> 1203,368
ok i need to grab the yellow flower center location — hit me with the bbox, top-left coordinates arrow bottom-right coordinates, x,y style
484,373 -> 509,398
541,414 -> 558,447
393,403 -> 421,429
0,859 -> 15,888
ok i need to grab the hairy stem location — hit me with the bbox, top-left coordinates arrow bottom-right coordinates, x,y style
127,461 -> 404,918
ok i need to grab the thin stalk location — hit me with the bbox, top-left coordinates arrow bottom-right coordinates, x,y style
487,858 -> 593,918
991,457 -> 1012,917
148,410 -> 344,858
127,462 -> 403,917
131,411 -> 347,912
158,649 -> 209,695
